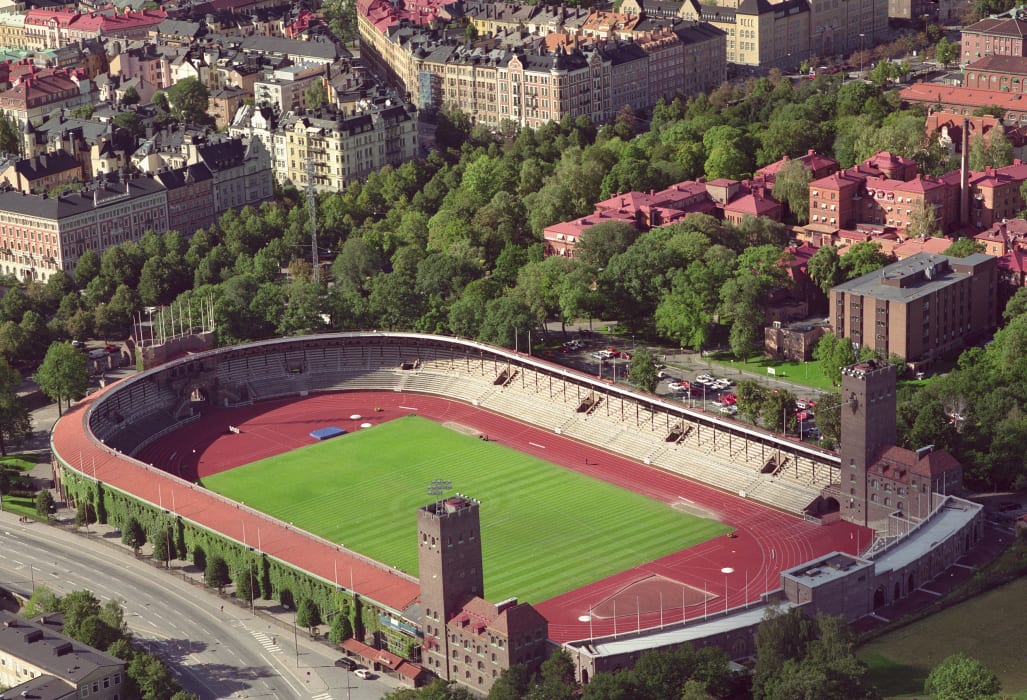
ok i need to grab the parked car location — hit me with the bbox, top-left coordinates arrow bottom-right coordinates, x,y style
71,340 -> 86,350
354,669 -> 373,679
590,351 -> 607,360
721,393 -> 737,405
668,381 -> 689,391
712,379 -> 731,390
719,405 -> 738,415
335,657 -> 357,670
696,373 -> 714,384
620,352 -> 632,360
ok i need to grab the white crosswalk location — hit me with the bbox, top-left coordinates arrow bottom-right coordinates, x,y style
251,630 -> 282,653
311,694 -> 334,700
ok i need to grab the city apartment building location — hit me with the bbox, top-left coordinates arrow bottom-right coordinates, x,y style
358,0 -> 725,128
24,7 -> 168,49
0,67 -> 93,126
961,15 -> 1027,62
0,150 -> 82,193
277,102 -> 418,192
155,161 -> 215,235
829,252 -> 998,365
0,172 -> 168,281
680,0 -> 810,68
253,62 -> 326,113
0,611 -> 125,699
0,12 -> 32,51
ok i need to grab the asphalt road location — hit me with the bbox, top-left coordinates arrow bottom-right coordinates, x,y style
0,515 -> 390,699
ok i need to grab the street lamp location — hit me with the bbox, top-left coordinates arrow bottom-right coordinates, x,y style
859,34 -> 865,77
721,567 -> 734,613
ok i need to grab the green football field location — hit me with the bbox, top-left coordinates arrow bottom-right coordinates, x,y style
202,415 -> 730,603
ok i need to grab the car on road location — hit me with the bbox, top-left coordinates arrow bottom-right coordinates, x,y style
354,669 -> 373,679
335,657 -> 357,670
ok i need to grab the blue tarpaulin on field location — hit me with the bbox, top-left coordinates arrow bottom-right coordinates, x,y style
310,426 -> 346,440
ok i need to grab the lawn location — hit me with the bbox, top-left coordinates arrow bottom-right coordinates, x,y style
858,577 -> 1027,699
202,415 -> 730,603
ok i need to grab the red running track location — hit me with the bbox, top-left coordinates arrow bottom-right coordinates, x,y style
71,388 -> 873,644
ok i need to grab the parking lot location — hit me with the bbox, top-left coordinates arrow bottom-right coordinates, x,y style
543,327 -> 825,444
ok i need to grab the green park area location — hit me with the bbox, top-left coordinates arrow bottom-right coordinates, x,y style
0,454 -> 44,520
858,576 -> 1027,699
202,415 -> 730,603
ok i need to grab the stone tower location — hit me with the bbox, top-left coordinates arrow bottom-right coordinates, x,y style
417,495 -> 484,677
839,359 -> 897,526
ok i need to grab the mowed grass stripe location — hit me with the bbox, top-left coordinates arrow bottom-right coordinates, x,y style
203,415 -> 731,603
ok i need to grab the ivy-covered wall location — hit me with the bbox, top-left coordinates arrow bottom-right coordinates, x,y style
56,462 -> 408,651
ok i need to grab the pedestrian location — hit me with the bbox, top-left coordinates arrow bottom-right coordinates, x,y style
220,604 -> 224,613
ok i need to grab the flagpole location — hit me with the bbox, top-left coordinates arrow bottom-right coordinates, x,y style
704,581 -> 708,620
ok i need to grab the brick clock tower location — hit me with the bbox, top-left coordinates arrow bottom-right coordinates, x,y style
839,359 -> 896,526
417,494 -> 484,674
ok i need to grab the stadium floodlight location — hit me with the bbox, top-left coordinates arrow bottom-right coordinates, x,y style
428,478 -> 453,510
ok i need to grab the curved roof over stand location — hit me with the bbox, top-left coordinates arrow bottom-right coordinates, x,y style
51,332 -> 838,617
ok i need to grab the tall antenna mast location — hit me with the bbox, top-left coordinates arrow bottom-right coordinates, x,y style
305,156 -> 319,285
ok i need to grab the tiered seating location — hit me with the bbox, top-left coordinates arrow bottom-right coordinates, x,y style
478,387 -> 573,430
105,410 -> 176,454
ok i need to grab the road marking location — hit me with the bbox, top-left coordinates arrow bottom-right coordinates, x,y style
529,442 -> 545,449
312,694 -> 334,700
251,630 -> 281,653
399,405 -> 418,410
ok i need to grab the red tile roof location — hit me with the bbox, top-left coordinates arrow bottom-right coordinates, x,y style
340,638 -> 404,669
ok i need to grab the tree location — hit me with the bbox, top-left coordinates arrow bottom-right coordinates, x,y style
113,111 -> 144,138
21,584 -> 60,617
166,77 -> 212,125
34,488 -> 55,518
60,590 -> 102,639
305,80 -> 328,110
205,555 -> 230,592
296,597 -> 322,633
0,357 -> 29,455
574,220 -> 638,269
814,332 -> 857,386
129,650 -> 181,699
150,524 -> 174,568
526,649 -> 576,700
34,342 -> 89,416
0,110 -> 20,156
74,249 -> 100,288
488,664 -> 533,700
627,347 -> 659,392
152,91 -> 170,114
815,391 -> 843,448
327,609 -> 353,644
736,379 -> 768,424
234,564 -> 256,603
753,605 -> 816,698
944,237 -> 985,257
935,36 -> 958,67
839,241 -> 890,280
807,245 -> 844,296
925,653 -> 1000,700
321,0 -> 357,43
771,159 -> 813,223
121,85 -> 140,106
121,516 -> 147,555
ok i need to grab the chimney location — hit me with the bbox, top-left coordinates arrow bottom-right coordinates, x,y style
960,117 -> 970,226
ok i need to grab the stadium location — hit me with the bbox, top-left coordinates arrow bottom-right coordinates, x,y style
49,332 -> 985,691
